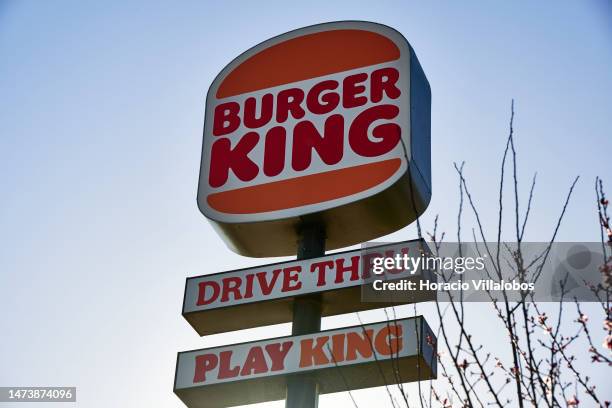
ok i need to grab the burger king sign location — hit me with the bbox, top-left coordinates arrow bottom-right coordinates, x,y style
197,21 -> 431,257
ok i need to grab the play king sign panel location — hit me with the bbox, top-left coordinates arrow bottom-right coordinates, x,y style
174,316 -> 436,407
197,21 -> 431,257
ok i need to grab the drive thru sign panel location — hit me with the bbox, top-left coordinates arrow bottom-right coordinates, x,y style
174,316 -> 436,408
183,239 -> 435,335
197,21 -> 431,257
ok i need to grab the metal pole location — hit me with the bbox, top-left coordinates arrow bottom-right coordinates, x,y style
285,222 -> 325,408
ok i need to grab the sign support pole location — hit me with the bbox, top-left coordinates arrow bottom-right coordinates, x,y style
285,222 -> 325,408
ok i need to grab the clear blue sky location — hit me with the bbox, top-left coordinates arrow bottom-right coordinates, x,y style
1,1 -> 610,407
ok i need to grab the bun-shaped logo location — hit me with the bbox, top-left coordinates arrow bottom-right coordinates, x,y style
198,21 -> 431,257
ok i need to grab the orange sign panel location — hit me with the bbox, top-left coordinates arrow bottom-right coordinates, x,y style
197,21 -> 431,256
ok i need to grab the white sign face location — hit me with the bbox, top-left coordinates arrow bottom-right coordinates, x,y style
199,21 -> 411,223
183,239 -> 434,335
196,21 -> 431,257
174,317 -> 436,408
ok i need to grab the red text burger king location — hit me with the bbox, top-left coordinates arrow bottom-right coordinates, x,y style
197,22 -> 431,257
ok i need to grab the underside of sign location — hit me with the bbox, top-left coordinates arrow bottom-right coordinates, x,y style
174,317 -> 437,408
182,239 -> 436,335
197,21 -> 431,257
